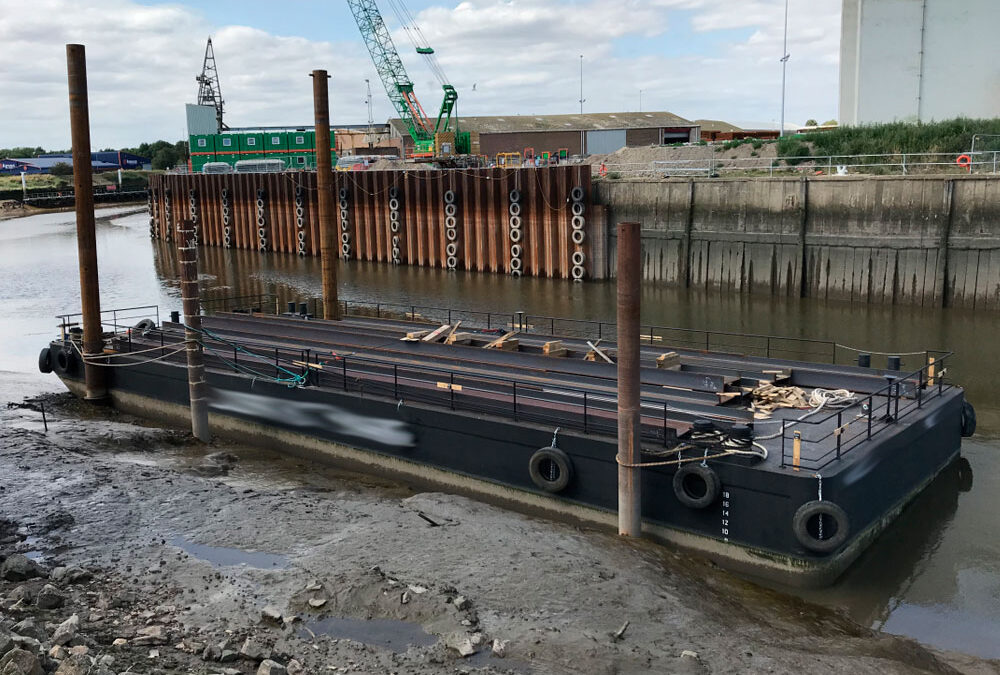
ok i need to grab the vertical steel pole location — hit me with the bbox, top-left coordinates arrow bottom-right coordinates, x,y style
312,69 -> 340,320
617,221 -> 641,537
66,44 -> 107,401
175,219 -> 210,442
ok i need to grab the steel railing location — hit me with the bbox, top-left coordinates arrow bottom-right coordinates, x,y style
58,301 -> 959,471
776,350 -> 954,471
598,151 -> 1000,179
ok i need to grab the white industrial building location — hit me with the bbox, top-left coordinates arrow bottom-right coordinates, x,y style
839,0 -> 1000,125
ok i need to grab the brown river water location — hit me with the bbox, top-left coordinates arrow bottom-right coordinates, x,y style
1,206 -> 998,658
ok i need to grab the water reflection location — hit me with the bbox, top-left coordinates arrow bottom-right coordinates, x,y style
3,207 -> 999,658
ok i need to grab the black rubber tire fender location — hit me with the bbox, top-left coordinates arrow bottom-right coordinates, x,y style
792,500 -> 850,554
38,347 -> 52,374
961,400 -> 976,437
672,464 -> 721,509
134,318 -> 156,332
528,446 -> 573,493
53,348 -> 75,375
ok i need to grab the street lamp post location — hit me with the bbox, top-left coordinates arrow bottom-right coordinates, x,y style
578,54 -> 585,114
780,0 -> 790,137
639,89 -> 643,113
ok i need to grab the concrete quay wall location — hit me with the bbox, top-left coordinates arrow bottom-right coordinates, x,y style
594,175 -> 1000,309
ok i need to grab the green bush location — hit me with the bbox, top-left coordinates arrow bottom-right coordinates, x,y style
751,139 -> 763,149
50,162 -> 73,176
607,171 -> 621,180
795,117 -> 1000,156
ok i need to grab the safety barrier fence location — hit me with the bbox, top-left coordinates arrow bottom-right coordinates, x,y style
599,151 -> 1000,179
777,350 -> 954,472
56,301 -> 955,473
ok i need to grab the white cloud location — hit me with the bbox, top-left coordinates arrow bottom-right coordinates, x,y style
0,0 -> 841,150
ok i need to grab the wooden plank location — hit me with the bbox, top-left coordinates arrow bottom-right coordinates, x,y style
422,324 -> 454,342
400,330 -> 431,342
656,351 -> 680,369
483,331 -> 517,349
542,340 -> 567,357
445,331 -> 476,345
586,341 -> 614,363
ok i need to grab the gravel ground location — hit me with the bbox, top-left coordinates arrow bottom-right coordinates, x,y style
1,371 -> 998,675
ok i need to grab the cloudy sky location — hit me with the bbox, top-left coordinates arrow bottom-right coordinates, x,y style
0,0 -> 841,150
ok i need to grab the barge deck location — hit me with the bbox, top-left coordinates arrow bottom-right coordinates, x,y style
41,305 -> 972,586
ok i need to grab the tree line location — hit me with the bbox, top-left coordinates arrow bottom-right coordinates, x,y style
0,139 -> 190,170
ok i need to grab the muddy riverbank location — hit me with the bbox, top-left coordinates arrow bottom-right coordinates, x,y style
1,371 -> 997,674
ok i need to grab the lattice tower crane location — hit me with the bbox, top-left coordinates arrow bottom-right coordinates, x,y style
196,37 -> 228,132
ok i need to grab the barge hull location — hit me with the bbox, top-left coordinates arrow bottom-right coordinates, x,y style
51,342 -> 965,587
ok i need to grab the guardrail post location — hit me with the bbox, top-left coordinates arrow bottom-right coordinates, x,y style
342,357 -> 347,391
450,372 -> 455,410
393,364 -> 398,399
867,395 -> 873,438
836,411 -> 842,460
583,391 -> 588,433
779,420 -> 786,468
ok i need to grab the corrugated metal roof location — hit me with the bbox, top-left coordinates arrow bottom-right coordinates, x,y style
695,119 -> 744,133
388,111 -> 696,136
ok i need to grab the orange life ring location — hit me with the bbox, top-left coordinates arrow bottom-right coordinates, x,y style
956,154 -> 972,168
598,163 -> 608,177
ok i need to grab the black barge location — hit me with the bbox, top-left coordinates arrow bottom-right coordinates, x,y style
39,304 -> 975,587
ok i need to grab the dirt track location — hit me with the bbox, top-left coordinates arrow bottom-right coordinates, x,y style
1,371 -> 998,675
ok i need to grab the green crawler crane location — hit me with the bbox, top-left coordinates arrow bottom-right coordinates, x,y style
346,0 -> 468,158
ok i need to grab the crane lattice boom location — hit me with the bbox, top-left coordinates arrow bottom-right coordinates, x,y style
346,0 -> 435,145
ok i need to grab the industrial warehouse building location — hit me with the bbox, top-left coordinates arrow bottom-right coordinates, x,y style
388,112 -> 701,158
0,152 -> 150,175
840,0 -> 1000,124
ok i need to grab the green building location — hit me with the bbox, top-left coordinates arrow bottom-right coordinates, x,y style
188,128 -> 336,172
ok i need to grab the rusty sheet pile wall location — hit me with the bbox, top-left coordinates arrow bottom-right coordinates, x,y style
149,166 -> 597,280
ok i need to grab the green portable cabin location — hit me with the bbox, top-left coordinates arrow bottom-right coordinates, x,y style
215,134 -> 238,163
189,134 -> 216,172
190,134 -> 216,155
239,133 -> 265,159
191,154 -> 216,172
264,132 -> 288,154
286,130 -> 314,168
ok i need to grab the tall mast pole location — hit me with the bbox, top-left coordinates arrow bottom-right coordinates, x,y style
66,44 -> 107,402
780,0 -> 790,137
312,69 -> 340,320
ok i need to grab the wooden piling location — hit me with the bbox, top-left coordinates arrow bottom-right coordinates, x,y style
175,219 -> 210,442
66,44 -> 107,401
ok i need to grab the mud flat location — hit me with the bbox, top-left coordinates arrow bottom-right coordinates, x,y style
0,374 -> 997,674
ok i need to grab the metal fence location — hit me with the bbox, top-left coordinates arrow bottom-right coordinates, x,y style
599,151 -> 1000,179
777,351 -> 953,471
